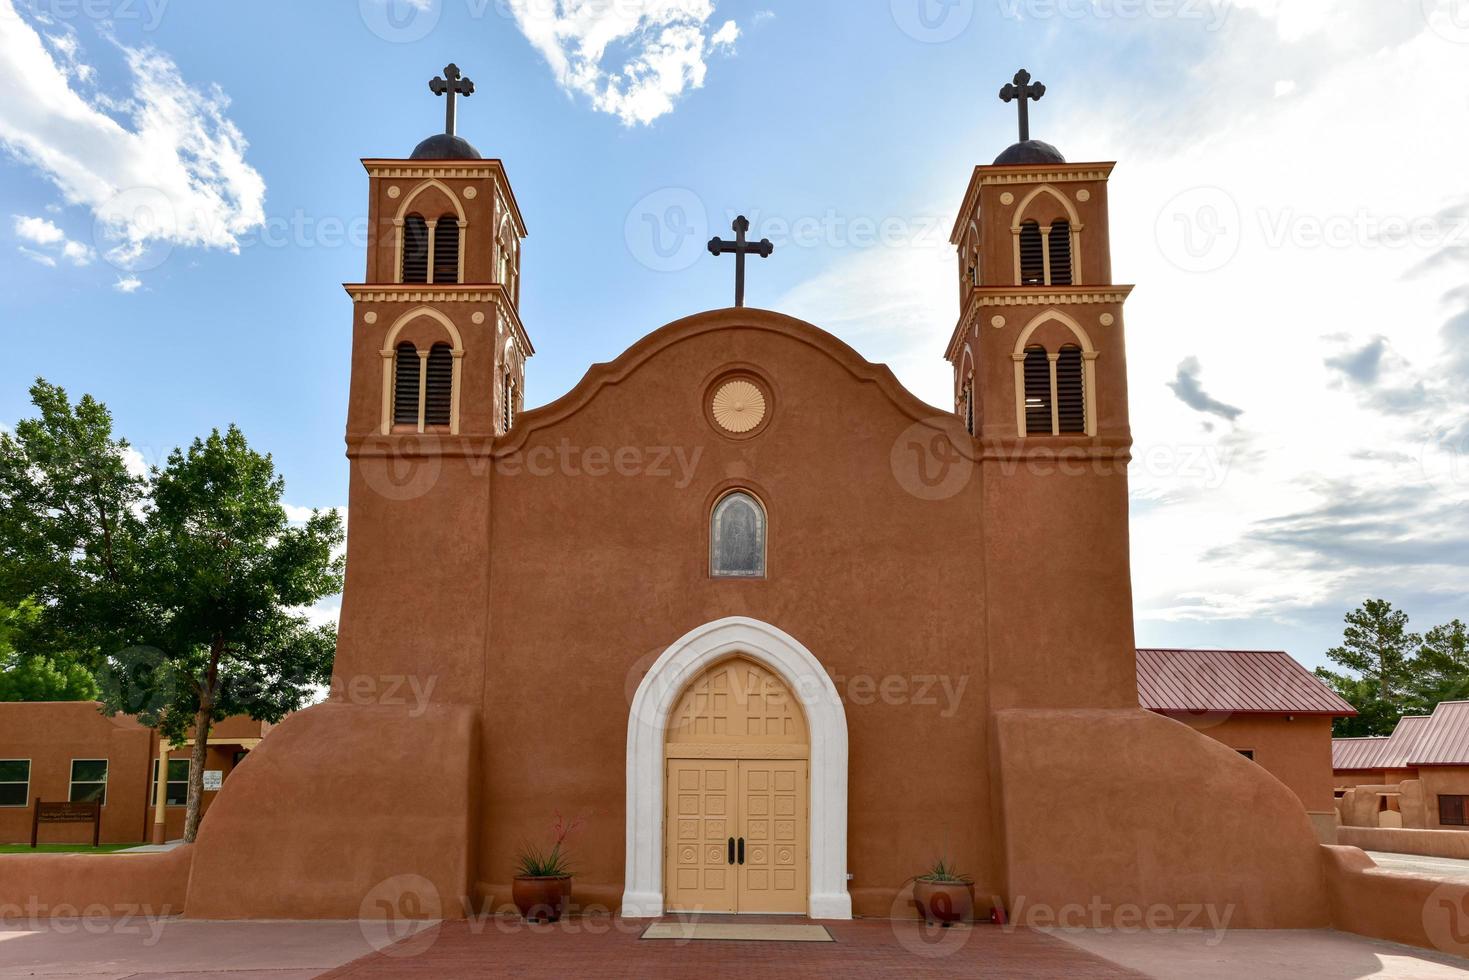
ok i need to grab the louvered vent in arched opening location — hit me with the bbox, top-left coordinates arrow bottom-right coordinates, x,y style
502,373 -> 516,433
433,216 -> 460,284
402,216 -> 429,283
1023,346 -> 1053,436
424,343 -> 453,426
1056,345 -> 1085,434
1049,220 -> 1073,285
393,343 -> 420,425
1019,221 -> 1045,285
963,379 -> 975,436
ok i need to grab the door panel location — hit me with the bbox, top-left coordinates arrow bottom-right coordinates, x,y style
664,760 -> 738,912
736,760 -> 808,914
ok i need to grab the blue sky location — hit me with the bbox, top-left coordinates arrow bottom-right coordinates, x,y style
2,0 -> 1468,670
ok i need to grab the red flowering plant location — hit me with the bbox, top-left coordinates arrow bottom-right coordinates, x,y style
514,812 -> 583,879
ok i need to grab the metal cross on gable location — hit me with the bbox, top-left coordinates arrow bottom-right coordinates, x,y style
999,68 -> 1046,143
429,64 -> 475,137
708,216 -> 775,309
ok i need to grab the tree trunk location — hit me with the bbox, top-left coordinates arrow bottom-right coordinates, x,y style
183,646 -> 221,844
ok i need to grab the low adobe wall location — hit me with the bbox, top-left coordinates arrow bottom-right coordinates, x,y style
1339,826 -> 1469,860
994,708 -> 1330,929
184,701 -> 480,920
1324,845 -> 1469,958
0,846 -> 192,921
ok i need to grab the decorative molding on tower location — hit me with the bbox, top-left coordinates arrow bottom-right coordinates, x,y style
344,283 -> 533,356
362,159 -> 529,236
949,163 -> 1116,245
946,287 -> 1133,361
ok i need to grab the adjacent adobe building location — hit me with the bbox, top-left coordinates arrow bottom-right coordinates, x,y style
0,702 -> 272,845
1336,702 -> 1469,832
1137,648 -> 1354,842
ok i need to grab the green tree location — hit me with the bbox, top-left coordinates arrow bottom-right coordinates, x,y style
0,381 -> 344,842
0,599 -> 99,701
1414,620 -> 1469,709
1315,599 -> 1421,736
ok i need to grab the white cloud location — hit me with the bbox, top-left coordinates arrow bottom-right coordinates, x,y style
113,275 -> 142,293
14,214 -> 64,246
13,214 -> 94,265
0,1 -> 265,272
505,0 -> 742,126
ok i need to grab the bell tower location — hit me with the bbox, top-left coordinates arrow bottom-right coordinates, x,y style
949,70 -> 1139,710
345,63 -> 531,443
334,64 -> 531,696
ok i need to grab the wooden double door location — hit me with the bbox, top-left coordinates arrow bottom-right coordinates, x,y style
665,758 -> 808,914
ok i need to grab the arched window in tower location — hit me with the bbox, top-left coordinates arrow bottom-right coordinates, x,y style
433,216 -> 460,284
1023,346 -> 1053,435
961,378 -> 975,436
424,343 -> 454,426
710,491 -> 766,579
1056,345 -> 1086,434
393,342 -> 421,426
1019,220 -> 1045,285
402,216 -> 429,283
1048,220 -> 1073,285
501,373 -> 516,433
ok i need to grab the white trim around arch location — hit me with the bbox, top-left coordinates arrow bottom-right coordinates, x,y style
621,617 -> 852,920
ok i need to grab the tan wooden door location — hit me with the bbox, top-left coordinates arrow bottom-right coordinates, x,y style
737,760 -> 808,914
665,760 -> 738,913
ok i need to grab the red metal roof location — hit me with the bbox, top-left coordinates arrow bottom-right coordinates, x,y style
1409,702 -> 1469,767
1136,649 -> 1357,716
1332,737 -> 1389,771
1378,714 -> 1434,769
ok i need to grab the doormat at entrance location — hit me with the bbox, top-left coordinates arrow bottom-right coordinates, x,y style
640,923 -> 834,943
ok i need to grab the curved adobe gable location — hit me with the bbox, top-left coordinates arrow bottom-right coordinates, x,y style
494,307 -> 946,454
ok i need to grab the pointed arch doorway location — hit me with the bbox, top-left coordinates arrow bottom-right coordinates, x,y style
622,617 -> 852,920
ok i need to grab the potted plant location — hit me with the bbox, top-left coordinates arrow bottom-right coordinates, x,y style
512,813 -> 581,923
912,855 -> 975,927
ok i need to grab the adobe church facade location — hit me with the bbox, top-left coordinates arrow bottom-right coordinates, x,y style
180,68 -> 1331,924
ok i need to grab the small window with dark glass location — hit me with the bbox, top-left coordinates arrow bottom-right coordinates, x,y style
710,491 -> 766,578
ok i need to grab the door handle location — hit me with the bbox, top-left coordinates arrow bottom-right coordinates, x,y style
738,837 -> 745,865
727,837 -> 735,865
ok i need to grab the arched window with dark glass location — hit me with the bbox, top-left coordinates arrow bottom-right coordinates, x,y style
433,216 -> 460,284
402,215 -> 429,283
1019,220 -> 1045,285
1023,346 -> 1053,436
393,342 -> 420,426
1056,345 -> 1085,434
424,343 -> 453,426
710,491 -> 766,579
1048,220 -> 1073,285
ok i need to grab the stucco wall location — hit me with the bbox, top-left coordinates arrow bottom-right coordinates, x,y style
1419,768 -> 1469,831
0,703 -> 153,845
1161,713 -> 1336,812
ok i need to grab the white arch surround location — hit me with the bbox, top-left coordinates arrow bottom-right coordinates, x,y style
621,617 -> 852,920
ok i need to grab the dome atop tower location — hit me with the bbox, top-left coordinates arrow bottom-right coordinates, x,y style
993,139 -> 1066,166
410,133 -> 482,160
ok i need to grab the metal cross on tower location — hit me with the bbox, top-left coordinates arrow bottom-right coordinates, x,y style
708,216 -> 775,309
999,69 -> 1046,143
429,64 -> 475,137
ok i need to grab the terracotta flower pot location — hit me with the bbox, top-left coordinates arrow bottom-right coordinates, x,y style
913,879 -> 974,926
512,875 -> 572,923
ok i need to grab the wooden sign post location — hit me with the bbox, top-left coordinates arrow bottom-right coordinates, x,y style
30,798 -> 102,848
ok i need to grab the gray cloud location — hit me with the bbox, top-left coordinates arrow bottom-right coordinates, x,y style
1167,357 -> 1244,422
1325,336 -> 1387,384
